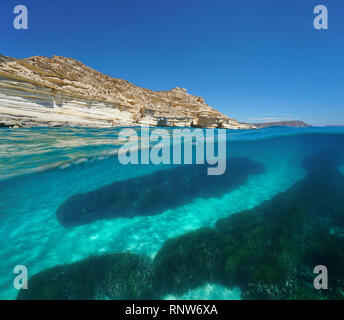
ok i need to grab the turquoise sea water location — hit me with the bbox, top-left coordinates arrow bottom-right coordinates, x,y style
1,126 -> 344,300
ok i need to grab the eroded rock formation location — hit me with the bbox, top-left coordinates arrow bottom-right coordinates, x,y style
0,54 -> 253,129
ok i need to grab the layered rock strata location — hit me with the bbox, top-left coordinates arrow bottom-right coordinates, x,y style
0,54 -> 254,129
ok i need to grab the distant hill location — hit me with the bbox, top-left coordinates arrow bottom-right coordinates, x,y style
249,120 -> 311,129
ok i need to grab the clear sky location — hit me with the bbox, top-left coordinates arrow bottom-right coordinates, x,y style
1,0 -> 343,126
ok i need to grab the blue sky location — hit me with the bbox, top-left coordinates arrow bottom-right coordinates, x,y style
1,0 -> 343,125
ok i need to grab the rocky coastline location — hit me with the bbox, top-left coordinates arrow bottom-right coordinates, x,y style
0,54 -> 254,129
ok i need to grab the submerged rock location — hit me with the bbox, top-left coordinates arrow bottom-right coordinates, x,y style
152,149 -> 344,299
20,150 -> 344,300
17,253 -> 157,300
56,157 -> 265,227
153,228 -> 224,296
96,253 -> 156,300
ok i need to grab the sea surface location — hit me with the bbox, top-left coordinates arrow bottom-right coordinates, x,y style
0,126 -> 344,300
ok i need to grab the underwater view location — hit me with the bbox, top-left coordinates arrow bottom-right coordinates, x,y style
1,126 -> 344,300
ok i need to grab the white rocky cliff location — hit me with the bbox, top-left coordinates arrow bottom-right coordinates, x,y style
0,54 -> 253,129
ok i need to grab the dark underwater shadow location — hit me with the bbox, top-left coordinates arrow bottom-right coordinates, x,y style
153,149 -> 344,299
56,157 -> 265,227
17,252 -> 157,300
18,149 -> 344,300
